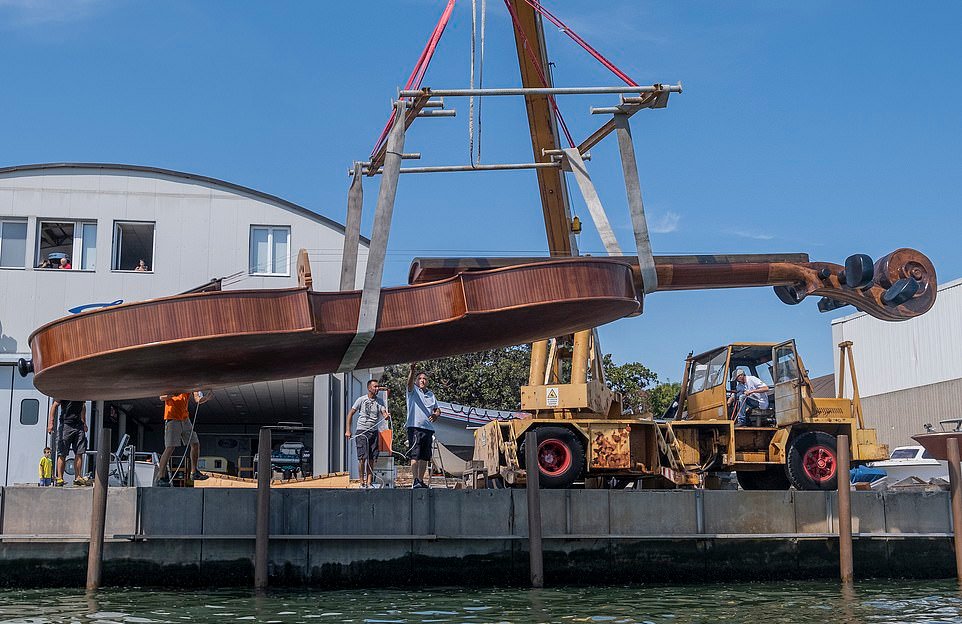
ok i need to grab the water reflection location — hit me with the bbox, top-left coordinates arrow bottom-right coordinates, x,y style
0,581 -> 960,623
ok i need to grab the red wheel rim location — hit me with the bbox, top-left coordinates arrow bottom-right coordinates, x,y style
537,438 -> 572,477
802,444 -> 837,482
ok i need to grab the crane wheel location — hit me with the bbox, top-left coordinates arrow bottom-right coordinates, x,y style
736,467 -> 791,490
786,431 -> 838,490
518,426 -> 585,489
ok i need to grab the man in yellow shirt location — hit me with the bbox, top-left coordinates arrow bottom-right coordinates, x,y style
155,391 -> 212,487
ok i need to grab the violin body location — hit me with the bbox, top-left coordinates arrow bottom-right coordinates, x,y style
29,258 -> 639,400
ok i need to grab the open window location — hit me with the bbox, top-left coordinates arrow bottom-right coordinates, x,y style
0,219 -> 27,268
37,220 -> 97,270
772,340 -> 815,426
112,221 -> 155,272
249,225 -> 290,276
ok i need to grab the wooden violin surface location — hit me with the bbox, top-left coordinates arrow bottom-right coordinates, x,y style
29,258 -> 640,400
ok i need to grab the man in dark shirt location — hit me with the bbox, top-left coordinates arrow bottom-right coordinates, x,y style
47,399 -> 89,486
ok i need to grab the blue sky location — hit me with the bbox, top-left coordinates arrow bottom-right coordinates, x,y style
2,1 -> 959,381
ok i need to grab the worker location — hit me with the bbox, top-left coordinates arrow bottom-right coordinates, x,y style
345,379 -> 391,488
155,391 -> 212,486
47,399 -> 89,486
728,369 -> 769,427
406,363 -> 440,489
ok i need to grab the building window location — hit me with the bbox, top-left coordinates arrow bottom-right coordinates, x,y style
249,225 -> 290,276
37,220 -> 97,270
0,219 -> 28,268
113,221 -> 155,272
20,399 -> 39,426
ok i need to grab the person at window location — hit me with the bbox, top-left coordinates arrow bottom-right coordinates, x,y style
38,259 -> 51,269
47,399 -> 89,486
728,369 -> 769,427
134,259 -> 148,272
155,391 -> 212,487
59,257 -> 71,270
345,379 -> 391,488
406,363 -> 440,489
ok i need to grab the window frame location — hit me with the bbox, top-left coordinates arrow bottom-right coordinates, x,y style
20,399 -> 40,426
111,220 -> 156,273
35,219 -> 98,271
0,218 -> 29,269
249,225 -> 291,277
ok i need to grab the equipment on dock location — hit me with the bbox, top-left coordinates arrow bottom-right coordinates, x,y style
473,340 -> 888,491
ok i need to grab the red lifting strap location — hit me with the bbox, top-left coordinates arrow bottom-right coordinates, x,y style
522,0 -> 638,87
370,0 -> 458,158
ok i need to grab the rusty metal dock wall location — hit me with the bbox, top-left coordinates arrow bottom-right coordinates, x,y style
0,488 -> 954,586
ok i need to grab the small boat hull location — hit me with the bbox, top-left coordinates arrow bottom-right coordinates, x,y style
911,432 -> 962,462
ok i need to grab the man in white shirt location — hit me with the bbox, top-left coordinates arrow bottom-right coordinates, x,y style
728,369 -> 770,427
346,379 -> 390,488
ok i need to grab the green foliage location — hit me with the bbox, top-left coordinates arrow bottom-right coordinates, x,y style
601,354 -> 679,417
648,381 -> 682,418
601,354 -> 657,414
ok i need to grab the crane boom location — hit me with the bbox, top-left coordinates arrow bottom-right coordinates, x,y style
508,0 -> 576,257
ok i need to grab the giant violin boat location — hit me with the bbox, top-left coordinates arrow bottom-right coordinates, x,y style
18,3 -> 940,401
22,247 -> 935,401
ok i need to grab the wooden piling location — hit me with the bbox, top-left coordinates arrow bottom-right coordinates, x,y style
525,430 -> 544,588
254,427 -> 271,590
86,427 -> 112,591
947,437 -> 962,581
837,434 -> 853,584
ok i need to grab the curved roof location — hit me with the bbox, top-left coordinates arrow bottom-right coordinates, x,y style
0,162 -> 368,244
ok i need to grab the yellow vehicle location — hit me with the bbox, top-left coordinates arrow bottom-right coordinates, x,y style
668,339 -> 887,490
473,339 -> 887,490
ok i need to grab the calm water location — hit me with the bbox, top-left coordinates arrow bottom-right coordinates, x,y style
1,581 -> 961,623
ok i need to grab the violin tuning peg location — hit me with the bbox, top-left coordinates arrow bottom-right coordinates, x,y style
882,278 -> 920,306
773,285 -> 805,305
817,297 -> 850,313
844,254 -> 875,289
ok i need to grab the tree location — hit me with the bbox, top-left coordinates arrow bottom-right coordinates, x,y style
601,354 -> 658,415
648,381 -> 682,418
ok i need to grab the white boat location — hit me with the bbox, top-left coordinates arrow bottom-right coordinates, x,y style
432,401 -> 526,460
869,445 -> 948,482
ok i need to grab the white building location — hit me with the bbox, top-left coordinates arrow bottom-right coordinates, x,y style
831,277 -> 962,449
0,163 -> 374,485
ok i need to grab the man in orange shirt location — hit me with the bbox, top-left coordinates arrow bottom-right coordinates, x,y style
155,391 -> 212,487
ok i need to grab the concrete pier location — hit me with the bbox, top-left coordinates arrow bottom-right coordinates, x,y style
0,487 -> 954,587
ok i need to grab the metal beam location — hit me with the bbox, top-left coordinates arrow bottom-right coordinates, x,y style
359,162 -> 562,176
614,114 -> 658,294
339,162 -> 363,291
399,84 -> 682,98
508,0 -> 576,258
338,100 -> 407,372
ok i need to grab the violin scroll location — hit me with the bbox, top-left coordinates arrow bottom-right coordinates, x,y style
773,248 -> 936,321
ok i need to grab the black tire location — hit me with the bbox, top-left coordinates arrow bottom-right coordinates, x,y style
737,467 -> 791,490
786,431 -> 839,491
518,426 -> 586,489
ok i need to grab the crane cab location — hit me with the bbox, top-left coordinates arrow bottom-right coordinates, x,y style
667,340 -> 888,490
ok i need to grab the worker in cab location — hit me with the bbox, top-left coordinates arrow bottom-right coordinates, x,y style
728,369 -> 769,427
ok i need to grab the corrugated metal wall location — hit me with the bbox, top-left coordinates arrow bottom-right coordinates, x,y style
830,276 -> 962,450
832,277 -> 962,398
862,377 -> 962,449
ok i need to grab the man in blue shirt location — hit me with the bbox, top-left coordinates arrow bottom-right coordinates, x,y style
406,363 -> 440,489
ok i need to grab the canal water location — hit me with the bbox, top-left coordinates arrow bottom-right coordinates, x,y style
1,580 -> 960,623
